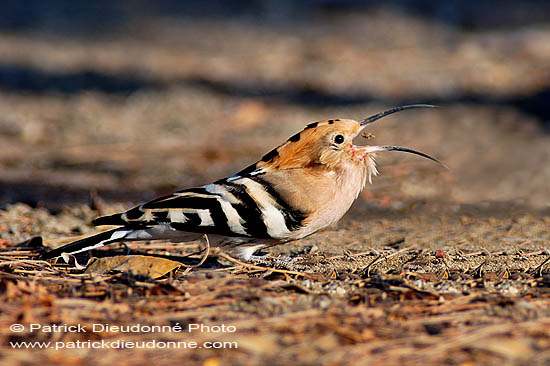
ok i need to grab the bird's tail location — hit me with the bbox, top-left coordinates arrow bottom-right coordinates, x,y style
41,228 -> 128,259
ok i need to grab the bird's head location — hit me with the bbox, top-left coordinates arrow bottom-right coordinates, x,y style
253,105 -> 445,182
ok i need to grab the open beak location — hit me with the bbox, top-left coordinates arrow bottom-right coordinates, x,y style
356,104 -> 447,168
359,104 -> 437,126
359,145 -> 447,168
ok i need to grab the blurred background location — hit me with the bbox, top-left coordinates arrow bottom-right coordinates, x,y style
0,0 -> 548,212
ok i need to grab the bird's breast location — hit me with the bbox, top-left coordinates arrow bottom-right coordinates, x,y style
297,162 -> 367,237
261,162 -> 367,240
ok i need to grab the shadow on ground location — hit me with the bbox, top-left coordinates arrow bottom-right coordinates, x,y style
1,63 -> 549,132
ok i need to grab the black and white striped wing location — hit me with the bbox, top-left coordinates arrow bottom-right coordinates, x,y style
93,175 -> 307,240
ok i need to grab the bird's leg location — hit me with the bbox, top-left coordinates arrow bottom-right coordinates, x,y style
119,241 -> 131,255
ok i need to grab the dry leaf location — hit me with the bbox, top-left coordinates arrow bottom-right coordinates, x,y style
85,255 -> 181,279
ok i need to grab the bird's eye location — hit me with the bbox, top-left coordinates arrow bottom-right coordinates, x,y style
333,134 -> 345,144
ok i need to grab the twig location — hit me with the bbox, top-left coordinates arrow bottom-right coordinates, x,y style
218,253 -> 313,278
325,251 -> 377,260
362,245 -> 418,277
533,255 -> 550,277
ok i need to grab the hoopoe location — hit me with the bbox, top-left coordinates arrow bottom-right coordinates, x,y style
42,105 -> 444,261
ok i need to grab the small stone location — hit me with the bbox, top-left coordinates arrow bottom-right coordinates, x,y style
424,323 -> 444,335
335,287 -> 346,296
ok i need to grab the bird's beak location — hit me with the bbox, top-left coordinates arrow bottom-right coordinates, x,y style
356,104 -> 446,167
359,104 -> 437,127
358,145 -> 447,167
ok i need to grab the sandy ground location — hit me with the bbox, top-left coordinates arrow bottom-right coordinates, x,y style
0,5 -> 549,366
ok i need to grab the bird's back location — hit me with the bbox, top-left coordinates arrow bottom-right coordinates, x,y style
92,172 -> 310,241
